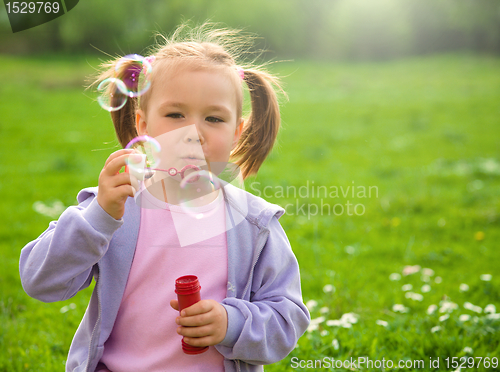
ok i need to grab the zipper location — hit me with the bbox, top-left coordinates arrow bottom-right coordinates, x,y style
85,265 -> 102,372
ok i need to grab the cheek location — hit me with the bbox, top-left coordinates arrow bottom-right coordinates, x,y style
215,129 -> 236,150
205,132 -> 232,161
147,121 -> 176,138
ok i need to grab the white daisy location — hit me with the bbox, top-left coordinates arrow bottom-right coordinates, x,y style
393,304 -> 410,313
462,346 -> 473,354
480,274 -> 492,281
464,302 -> 482,314
306,300 -> 318,311
459,283 -> 469,292
402,265 -> 421,276
427,304 -> 438,315
458,314 -> 471,322
484,304 -> 496,314
422,268 -> 435,277
439,314 -> 449,322
376,320 -> 389,327
405,292 -> 424,301
439,300 -> 458,313
340,313 -> 359,324
323,284 -> 335,293
326,319 -> 343,327
332,339 -> 340,350
389,273 -> 401,281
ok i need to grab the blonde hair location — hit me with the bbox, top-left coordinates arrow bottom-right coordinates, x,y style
91,23 -> 284,179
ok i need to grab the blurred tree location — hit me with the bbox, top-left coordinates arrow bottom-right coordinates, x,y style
1,0 -> 499,59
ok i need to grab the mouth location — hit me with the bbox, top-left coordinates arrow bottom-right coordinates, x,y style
180,155 -> 206,165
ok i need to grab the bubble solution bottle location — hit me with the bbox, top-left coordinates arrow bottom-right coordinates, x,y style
175,275 -> 209,354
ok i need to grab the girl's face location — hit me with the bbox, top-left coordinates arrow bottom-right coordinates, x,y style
136,66 -> 243,172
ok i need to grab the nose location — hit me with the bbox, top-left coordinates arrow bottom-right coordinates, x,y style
183,123 -> 205,145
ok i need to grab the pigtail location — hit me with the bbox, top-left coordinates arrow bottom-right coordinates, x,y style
110,96 -> 138,148
231,69 -> 283,179
88,58 -> 144,148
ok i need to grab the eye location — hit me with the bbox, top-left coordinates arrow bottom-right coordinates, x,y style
166,113 -> 183,119
206,116 -> 223,123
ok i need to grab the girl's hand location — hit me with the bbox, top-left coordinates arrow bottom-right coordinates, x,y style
97,149 -> 140,220
170,299 -> 228,347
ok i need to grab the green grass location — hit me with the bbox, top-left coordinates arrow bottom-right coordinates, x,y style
1,53 -> 499,371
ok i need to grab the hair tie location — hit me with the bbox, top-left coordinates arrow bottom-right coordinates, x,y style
144,55 -> 156,66
235,66 -> 244,81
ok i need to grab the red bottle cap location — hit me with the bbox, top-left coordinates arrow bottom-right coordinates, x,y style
175,275 -> 201,295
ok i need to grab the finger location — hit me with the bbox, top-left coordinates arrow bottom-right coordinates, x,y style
104,154 -> 143,177
182,335 -> 216,348
104,149 -> 136,168
114,184 -> 136,199
180,300 -> 213,317
177,312 -> 211,327
102,154 -> 130,177
113,172 -> 139,190
177,324 -> 213,338
104,172 -> 134,189
170,299 -> 179,311
130,174 -> 139,192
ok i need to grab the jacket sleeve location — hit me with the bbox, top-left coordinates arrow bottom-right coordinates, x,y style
19,190 -> 123,303
216,216 -> 310,365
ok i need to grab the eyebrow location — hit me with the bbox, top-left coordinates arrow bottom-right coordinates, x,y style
157,101 -> 184,111
158,101 -> 232,115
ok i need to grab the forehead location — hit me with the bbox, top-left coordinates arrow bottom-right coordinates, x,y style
149,63 -> 240,108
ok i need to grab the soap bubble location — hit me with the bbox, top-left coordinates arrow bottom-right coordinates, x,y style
97,54 -> 152,112
175,162 -> 243,219
97,78 -> 128,112
125,136 -> 161,179
179,165 -> 202,183
115,54 -> 152,97
206,162 -> 241,185
178,170 -> 222,219
125,135 -> 161,167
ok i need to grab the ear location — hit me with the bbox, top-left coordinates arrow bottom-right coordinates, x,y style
232,118 -> 244,150
136,109 -> 148,136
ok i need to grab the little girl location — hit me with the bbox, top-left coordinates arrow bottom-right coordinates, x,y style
19,24 -> 310,372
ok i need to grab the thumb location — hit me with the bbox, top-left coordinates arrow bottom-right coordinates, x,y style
170,299 -> 179,311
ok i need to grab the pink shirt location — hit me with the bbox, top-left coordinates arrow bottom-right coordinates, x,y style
99,188 -> 228,372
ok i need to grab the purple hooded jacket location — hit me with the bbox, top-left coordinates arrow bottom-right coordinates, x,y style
20,184 -> 310,372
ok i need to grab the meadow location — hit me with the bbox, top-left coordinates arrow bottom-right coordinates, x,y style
0,53 -> 499,371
